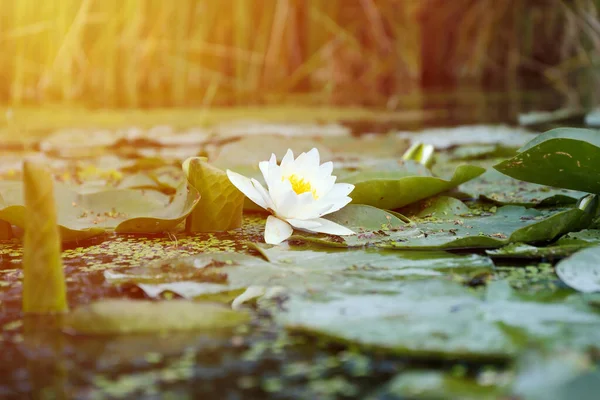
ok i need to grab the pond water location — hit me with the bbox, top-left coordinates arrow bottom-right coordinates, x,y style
1,101 -> 599,400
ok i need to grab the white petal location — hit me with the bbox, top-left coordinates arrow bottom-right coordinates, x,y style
318,161 -> 333,177
250,178 -> 275,210
324,182 -> 354,198
305,148 -> 320,168
277,189 -> 315,220
264,216 -> 293,244
318,195 -> 353,217
268,166 -> 291,211
281,149 -> 295,169
312,175 -> 336,198
299,182 -> 355,219
304,218 -> 355,235
259,161 -> 269,183
286,218 -> 322,230
227,170 -> 268,210
293,148 -> 320,177
260,154 -> 277,187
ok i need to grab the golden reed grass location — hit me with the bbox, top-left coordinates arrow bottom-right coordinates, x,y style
0,0 -> 598,108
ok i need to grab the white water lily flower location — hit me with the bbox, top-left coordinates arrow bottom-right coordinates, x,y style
226,148 -> 355,245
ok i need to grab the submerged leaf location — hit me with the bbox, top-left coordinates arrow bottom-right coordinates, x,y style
65,299 -> 249,334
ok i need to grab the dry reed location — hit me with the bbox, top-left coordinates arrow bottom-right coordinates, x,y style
0,0 -> 597,108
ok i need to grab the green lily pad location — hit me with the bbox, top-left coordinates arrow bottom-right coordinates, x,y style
182,157 -> 244,232
395,125 -> 539,149
512,350 -> 596,400
211,135 -> 334,170
0,175 -> 200,240
294,198 -> 590,250
518,108 -> 585,127
369,370 -> 507,400
400,196 -> 471,218
277,278 -> 600,359
278,280 -> 518,360
556,245 -> 600,293
341,162 -> 485,210
460,169 -> 586,207
494,128 -> 600,194
448,143 -> 518,161
487,230 -> 600,260
105,245 -> 495,300
486,243 -> 581,260
65,299 -> 249,334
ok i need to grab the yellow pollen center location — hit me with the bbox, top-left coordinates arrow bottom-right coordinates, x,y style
286,174 -> 317,199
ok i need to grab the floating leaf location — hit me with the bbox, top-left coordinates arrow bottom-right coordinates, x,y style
556,245 -> 600,293
65,299 -> 249,334
182,157 -> 244,232
0,173 -> 200,240
448,143 -> 517,161
585,107 -> 600,127
211,135 -> 333,170
278,279 -> 600,359
278,280 -> 518,360
487,230 -> 600,260
518,108 -> 585,127
342,162 -> 485,210
395,125 -> 538,149
460,169 -> 586,207
294,198 -> 590,250
105,246 -> 494,300
369,370 -> 506,400
400,196 -> 471,218
512,350 -> 596,400
494,128 -> 600,194
253,243 -> 494,278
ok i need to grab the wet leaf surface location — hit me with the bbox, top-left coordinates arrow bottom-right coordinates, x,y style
368,369 -> 508,400
103,245 -> 494,299
293,197 -> 590,249
494,128 -> 600,194
556,245 -> 600,293
460,169 -> 586,207
342,162 -> 485,210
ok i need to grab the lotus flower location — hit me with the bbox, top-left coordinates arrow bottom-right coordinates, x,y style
226,148 -> 355,244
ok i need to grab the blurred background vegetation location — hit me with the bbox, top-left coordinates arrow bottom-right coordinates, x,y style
0,0 -> 598,113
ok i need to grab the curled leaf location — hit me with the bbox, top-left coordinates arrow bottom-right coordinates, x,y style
183,157 -> 244,232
